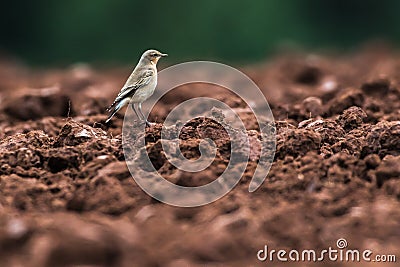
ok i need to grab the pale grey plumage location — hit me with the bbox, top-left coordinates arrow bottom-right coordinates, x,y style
106,49 -> 167,125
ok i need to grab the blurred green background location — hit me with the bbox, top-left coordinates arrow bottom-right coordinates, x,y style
1,0 -> 400,65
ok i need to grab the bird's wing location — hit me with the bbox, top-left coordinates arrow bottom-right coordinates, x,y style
107,69 -> 154,111
117,69 -> 154,99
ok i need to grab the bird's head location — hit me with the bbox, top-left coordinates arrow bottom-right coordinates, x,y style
141,49 -> 168,65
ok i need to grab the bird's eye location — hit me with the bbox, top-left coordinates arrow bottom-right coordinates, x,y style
151,53 -> 157,57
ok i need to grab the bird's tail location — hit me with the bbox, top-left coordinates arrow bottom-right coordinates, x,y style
105,98 -> 130,123
106,99 -> 118,112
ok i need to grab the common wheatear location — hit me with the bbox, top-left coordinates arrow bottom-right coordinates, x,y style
106,49 -> 167,125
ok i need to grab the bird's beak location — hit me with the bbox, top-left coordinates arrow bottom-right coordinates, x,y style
160,53 -> 168,57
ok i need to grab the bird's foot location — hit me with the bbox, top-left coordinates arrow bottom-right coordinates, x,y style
145,120 -> 153,127
136,120 -> 153,127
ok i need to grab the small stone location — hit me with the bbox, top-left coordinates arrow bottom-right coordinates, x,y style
361,77 -> 390,96
376,155 -> 400,187
364,154 -> 381,169
302,96 -> 323,116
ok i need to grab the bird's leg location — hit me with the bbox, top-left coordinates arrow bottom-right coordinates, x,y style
138,103 -> 151,127
131,103 -> 142,121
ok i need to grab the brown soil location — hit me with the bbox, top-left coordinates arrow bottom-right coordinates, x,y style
0,47 -> 399,266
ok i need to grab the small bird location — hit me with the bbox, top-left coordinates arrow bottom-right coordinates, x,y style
105,49 -> 167,125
